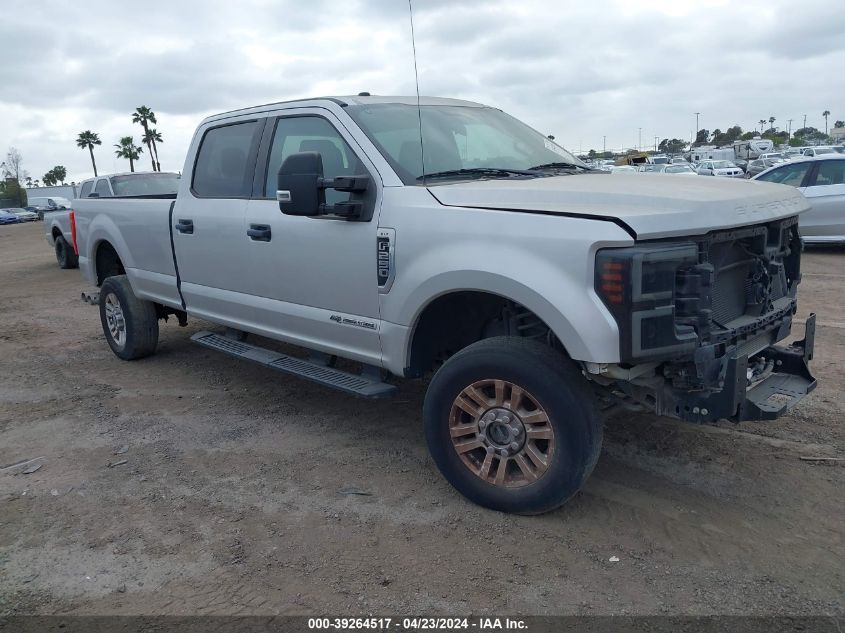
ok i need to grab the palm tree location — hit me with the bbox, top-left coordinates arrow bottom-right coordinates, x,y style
769,116 -> 776,130
759,119 -> 766,133
114,136 -> 143,172
76,130 -> 102,177
142,128 -> 163,172
822,110 -> 831,136
132,106 -> 158,171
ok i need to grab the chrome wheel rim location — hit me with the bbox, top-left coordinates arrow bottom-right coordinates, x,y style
449,379 -> 555,488
103,293 -> 127,348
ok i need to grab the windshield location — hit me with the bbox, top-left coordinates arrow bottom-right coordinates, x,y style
110,173 -> 181,196
650,156 -> 669,164
665,165 -> 694,173
346,103 -> 584,184
814,148 -> 836,155
712,161 -> 736,168
640,164 -> 664,172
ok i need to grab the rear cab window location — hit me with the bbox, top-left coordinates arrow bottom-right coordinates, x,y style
80,181 -> 93,198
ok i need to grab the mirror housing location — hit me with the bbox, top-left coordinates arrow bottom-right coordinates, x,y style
277,151 -> 370,219
277,152 -> 325,216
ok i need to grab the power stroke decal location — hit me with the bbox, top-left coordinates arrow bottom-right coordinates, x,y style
329,314 -> 377,330
376,228 -> 395,294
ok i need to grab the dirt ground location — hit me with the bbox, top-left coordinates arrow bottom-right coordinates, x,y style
1,220 -> 843,617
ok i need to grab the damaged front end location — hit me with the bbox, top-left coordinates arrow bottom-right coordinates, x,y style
592,216 -> 816,422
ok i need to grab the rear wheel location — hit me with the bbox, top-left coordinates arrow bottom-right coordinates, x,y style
423,337 -> 603,515
99,275 -> 158,360
54,236 -> 78,269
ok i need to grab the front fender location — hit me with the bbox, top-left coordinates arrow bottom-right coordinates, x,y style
382,234 -> 630,369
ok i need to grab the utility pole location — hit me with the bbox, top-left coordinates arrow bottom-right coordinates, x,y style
694,112 -> 700,145
803,114 -> 807,130
603,136 -> 606,155
787,119 -> 793,140
654,136 -> 659,152
638,128 -> 642,152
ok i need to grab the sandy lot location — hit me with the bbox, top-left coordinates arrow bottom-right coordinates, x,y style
1,220 -> 843,616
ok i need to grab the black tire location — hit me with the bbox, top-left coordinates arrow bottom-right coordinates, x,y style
54,236 -> 79,269
423,336 -> 603,515
98,275 -> 159,360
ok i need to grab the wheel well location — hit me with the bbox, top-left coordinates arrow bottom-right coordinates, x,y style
95,241 -> 125,286
407,291 -> 558,377
51,226 -> 62,240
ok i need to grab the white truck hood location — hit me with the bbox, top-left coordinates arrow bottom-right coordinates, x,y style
427,174 -> 810,240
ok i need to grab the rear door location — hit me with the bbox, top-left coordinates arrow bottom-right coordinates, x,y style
172,116 -> 264,325
242,108 -> 384,365
800,160 -> 845,239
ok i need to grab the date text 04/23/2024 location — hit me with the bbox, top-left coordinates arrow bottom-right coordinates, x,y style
307,617 -> 527,630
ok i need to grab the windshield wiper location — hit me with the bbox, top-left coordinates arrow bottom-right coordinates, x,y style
528,162 -> 591,171
417,167 -> 541,181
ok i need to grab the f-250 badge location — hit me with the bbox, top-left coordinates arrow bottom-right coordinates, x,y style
376,228 -> 395,293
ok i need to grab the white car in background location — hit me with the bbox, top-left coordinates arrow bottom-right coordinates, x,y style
609,165 -> 637,173
662,163 -> 698,176
802,146 -> 839,158
752,155 -> 845,243
696,160 -> 744,178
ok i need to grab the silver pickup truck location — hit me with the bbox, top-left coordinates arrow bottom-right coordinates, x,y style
72,95 -> 817,514
46,172 -> 180,269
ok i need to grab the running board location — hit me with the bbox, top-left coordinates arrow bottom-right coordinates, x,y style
191,331 -> 397,399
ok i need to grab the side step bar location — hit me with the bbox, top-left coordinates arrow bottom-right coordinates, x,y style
191,331 -> 397,399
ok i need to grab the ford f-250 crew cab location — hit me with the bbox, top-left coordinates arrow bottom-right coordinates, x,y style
71,95 -> 817,514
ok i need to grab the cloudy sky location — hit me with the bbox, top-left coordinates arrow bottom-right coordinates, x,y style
2,0 -> 842,183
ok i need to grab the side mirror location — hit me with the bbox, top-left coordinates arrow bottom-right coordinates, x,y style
88,192 -> 100,198
276,151 -> 324,216
277,151 -> 370,218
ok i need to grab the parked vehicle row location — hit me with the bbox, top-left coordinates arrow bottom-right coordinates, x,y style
0,207 -> 38,222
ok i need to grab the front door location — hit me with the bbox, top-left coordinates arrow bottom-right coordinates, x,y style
244,110 -> 384,366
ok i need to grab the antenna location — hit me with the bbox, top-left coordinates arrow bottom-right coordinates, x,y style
408,0 -> 425,185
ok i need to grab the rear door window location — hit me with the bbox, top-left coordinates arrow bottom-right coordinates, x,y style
192,120 -> 260,198
811,160 -> 845,186
94,179 -> 111,197
756,162 -> 813,187
80,181 -> 93,198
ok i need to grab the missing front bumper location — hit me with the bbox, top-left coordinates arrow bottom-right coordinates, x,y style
655,313 -> 817,422
739,313 -> 816,421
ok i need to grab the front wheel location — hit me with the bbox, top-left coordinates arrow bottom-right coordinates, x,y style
423,337 -> 603,515
98,275 -> 159,360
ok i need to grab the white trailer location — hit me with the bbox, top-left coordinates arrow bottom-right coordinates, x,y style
734,138 -> 774,160
688,146 -> 735,163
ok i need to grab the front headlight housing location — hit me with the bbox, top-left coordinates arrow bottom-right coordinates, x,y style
596,243 -> 701,362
